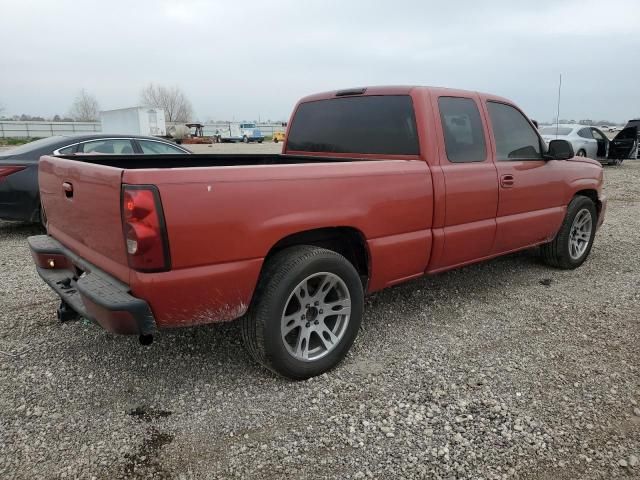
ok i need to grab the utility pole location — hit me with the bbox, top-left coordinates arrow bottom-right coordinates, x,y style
555,74 -> 562,138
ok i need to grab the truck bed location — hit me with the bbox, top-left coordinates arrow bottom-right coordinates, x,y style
58,153 -> 358,169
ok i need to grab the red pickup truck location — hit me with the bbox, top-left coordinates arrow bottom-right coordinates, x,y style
29,86 -> 606,379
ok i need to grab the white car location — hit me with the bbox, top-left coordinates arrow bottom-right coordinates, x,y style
539,124 -> 636,166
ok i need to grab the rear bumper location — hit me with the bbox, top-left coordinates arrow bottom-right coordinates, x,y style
28,235 -> 155,335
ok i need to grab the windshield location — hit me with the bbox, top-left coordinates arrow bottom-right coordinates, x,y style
540,127 -> 573,136
0,136 -> 65,156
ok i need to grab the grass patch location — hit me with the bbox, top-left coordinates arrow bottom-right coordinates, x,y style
0,137 -> 42,146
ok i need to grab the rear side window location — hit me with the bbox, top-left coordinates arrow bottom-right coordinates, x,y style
286,95 -> 419,155
487,102 -> 542,160
438,97 -> 486,163
57,145 -> 77,154
578,128 -> 593,139
80,139 -> 135,154
138,140 -> 185,154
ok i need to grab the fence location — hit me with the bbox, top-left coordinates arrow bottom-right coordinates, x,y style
0,121 -> 101,138
0,121 -> 286,138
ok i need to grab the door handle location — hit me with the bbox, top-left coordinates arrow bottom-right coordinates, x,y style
62,181 -> 73,198
500,174 -> 514,188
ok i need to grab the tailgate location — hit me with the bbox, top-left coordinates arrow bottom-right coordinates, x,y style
39,155 -> 130,283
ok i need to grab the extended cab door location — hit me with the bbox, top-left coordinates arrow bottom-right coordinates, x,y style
427,95 -> 498,270
484,100 -> 566,254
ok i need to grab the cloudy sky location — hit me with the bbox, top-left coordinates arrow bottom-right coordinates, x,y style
1,0 -> 639,122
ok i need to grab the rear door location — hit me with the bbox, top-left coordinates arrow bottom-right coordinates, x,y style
484,101 -> 566,254
576,127 -> 598,158
39,156 -> 130,283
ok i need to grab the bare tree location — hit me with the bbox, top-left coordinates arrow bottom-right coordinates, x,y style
140,83 -> 193,122
68,89 -> 100,121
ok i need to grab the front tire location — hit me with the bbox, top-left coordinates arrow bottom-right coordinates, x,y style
577,149 -> 586,157
242,136 -> 249,143
541,196 -> 597,269
242,246 -> 364,379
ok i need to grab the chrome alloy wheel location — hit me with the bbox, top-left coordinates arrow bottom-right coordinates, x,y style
281,272 -> 351,362
569,208 -> 593,260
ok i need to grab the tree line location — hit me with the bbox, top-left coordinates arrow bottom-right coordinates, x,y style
0,84 -> 193,123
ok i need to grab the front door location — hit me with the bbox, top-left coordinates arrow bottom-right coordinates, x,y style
608,126 -> 638,161
484,101 -> 566,254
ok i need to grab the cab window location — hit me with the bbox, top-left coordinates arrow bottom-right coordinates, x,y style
286,95 -> 419,155
487,102 -> 542,160
438,97 -> 487,163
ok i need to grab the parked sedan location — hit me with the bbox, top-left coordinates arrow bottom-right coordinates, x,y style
0,134 -> 191,224
539,124 -> 637,166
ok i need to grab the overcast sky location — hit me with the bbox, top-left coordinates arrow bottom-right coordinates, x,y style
1,0 -> 639,122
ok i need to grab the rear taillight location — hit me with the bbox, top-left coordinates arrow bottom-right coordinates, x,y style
0,166 -> 26,182
121,185 -> 170,272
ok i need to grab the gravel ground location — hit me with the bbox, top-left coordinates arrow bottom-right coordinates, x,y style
0,161 -> 639,479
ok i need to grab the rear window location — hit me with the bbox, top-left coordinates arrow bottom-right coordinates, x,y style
540,127 -> 573,136
286,95 -> 419,155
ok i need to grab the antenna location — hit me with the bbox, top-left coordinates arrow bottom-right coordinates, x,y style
555,74 -> 562,138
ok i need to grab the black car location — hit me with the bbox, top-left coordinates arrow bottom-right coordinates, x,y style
0,134 -> 191,224
615,119 -> 639,160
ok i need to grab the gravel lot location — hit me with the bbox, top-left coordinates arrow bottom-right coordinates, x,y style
0,160 -> 639,479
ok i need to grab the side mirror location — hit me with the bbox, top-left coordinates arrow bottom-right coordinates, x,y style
547,139 -> 574,160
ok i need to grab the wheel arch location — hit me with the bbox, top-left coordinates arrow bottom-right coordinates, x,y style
263,227 -> 370,285
574,188 -> 601,217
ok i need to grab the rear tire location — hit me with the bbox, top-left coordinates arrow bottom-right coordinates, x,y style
243,136 -> 249,143
242,246 -> 364,379
577,149 -> 586,157
273,138 -> 279,143
540,196 -> 597,269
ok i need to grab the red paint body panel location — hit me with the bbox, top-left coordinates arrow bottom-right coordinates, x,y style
130,258 -> 263,327
39,158 -> 130,283
36,86 -> 606,334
